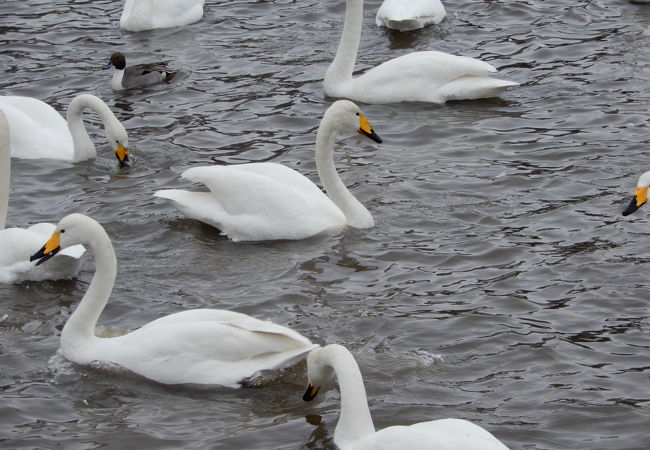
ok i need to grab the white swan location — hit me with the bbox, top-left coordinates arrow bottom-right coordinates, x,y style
154,100 -> 381,242
303,344 -> 510,450
0,111 -> 84,284
0,94 -> 130,165
30,213 -> 319,386
622,170 -> 650,216
375,0 -> 446,32
105,52 -> 173,91
326,0 -> 518,104
120,0 -> 205,32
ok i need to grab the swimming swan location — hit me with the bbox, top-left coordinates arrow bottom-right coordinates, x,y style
106,52 -> 174,91
303,345 -> 510,450
622,170 -> 650,216
0,94 -> 130,165
30,213 -> 318,386
120,0 -> 205,32
375,0 -> 446,31
0,111 -> 84,284
326,0 -> 518,104
154,100 -> 381,242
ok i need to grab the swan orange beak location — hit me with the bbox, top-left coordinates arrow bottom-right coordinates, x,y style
303,383 -> 321,401
30,232 -> 62,266
116,144 -> 130,168
357,114 -> 382,144
622,187 -> 648,216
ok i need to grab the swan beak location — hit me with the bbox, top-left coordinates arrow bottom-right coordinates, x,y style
116,144 -> 130,168
30,232 -> 62,266
622,187 -> 648,216
303,383 -> 321,402
357,114 -> 382,144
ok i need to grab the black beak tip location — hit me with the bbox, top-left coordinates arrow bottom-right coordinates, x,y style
118,155 -> 131,168
622,197 -> 641,217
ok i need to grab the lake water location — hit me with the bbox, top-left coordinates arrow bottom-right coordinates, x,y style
1,0 -> 650,448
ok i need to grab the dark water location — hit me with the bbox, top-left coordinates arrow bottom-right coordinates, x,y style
1,0 -> 650,448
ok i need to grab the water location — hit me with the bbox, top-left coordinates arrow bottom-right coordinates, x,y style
1,0 -> 650,448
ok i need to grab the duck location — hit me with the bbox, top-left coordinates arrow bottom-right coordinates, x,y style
0,111 -> 84,284
119,0 -> 205,32
30,213 -> 319,386
622,170 -> 650,216
153,100 -> 381,242
0,94 -> 130,165
302,344 -> 510,450
325,0 -> 518,104
375,0 -> 446,32
105,52 -> 174,91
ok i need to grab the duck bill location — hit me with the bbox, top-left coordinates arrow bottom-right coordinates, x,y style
116,144 -> 130,168
30,232 -> 62,266
622,187 -> 648,216
357,114 -> 382,144
302,383 -> 321,402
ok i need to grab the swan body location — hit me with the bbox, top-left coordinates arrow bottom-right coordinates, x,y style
303,345 -> 509,450
30,213 -> 318,386
622,170 -> 650,216
154,100 -> 381,242
0,94 -> 130,165
326,0 -> 517,104
0,111 -> 84,284
106,52 -> 173,91
120,0 -> 205,32
375,0 -> 446,31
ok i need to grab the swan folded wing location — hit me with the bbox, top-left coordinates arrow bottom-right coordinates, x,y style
154,189 -> 228,230
356,419 -> 508,450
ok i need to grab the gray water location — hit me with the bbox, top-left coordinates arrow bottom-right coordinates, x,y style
1,0 -> 650,448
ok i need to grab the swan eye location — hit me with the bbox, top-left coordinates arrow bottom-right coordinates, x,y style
355,112 -> 359,116
60,229 -> 65,233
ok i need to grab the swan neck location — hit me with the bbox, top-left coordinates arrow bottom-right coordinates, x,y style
329,349 -> 375,445
66,95 -> 114,162
326,0 -> 363,84
61,228 -> 117,349
0,112 -> 9,230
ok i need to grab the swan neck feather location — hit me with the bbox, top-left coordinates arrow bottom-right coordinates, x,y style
0,111 -> 10,230
66,95 -> 116,162
326,0 -> 363,86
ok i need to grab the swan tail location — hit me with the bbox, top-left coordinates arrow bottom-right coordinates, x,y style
437,75 -> 518,102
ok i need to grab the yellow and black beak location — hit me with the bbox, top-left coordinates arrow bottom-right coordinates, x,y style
302,383 -> 321,402
356,113 -> 382,144
622,187 -> 648,216
116,144 -> 130,168
30,232 -> 62,266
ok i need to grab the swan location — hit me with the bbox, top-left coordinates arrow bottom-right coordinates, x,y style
0,111 -> 84,284
105,52 -> 174,91
622,170 -> 650,216
30,213 -> 319,386
120,0 -> 205,32
303,344 -> 510,450
0,94 -> 130,165
153,100 -> 381,242
375,0 -> 446,32
326,0 -> 518,104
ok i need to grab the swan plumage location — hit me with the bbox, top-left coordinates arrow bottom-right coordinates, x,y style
106,52 -> 173,91
120,0 -> 205,32
303,344 -> 509,450
30,213 -> 318,386
0,111 -> 84,284
375,0 -> 446,31
0,94 -> 130,165
326,0 -> 517,104
622,170 -> 650,216
154,100 -> 381,242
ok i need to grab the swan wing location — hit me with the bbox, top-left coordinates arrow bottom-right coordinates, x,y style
156,164 -> 345,241
353,419 -> 508,450
0,96 -> 73,160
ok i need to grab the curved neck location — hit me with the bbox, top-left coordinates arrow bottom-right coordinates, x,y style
65,95 -> 115,162
0,113 -> 9,230
61,225 -> 117,351
326,347 -> 375,446
326,0 -> 363,84
315,118 -> 372,228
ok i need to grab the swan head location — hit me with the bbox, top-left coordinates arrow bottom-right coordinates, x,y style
326,100 -> 382,144
106,121 -> 130,168
622,170 -> 650,216
30,214 -> 101,266
303,344 -> 351,401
